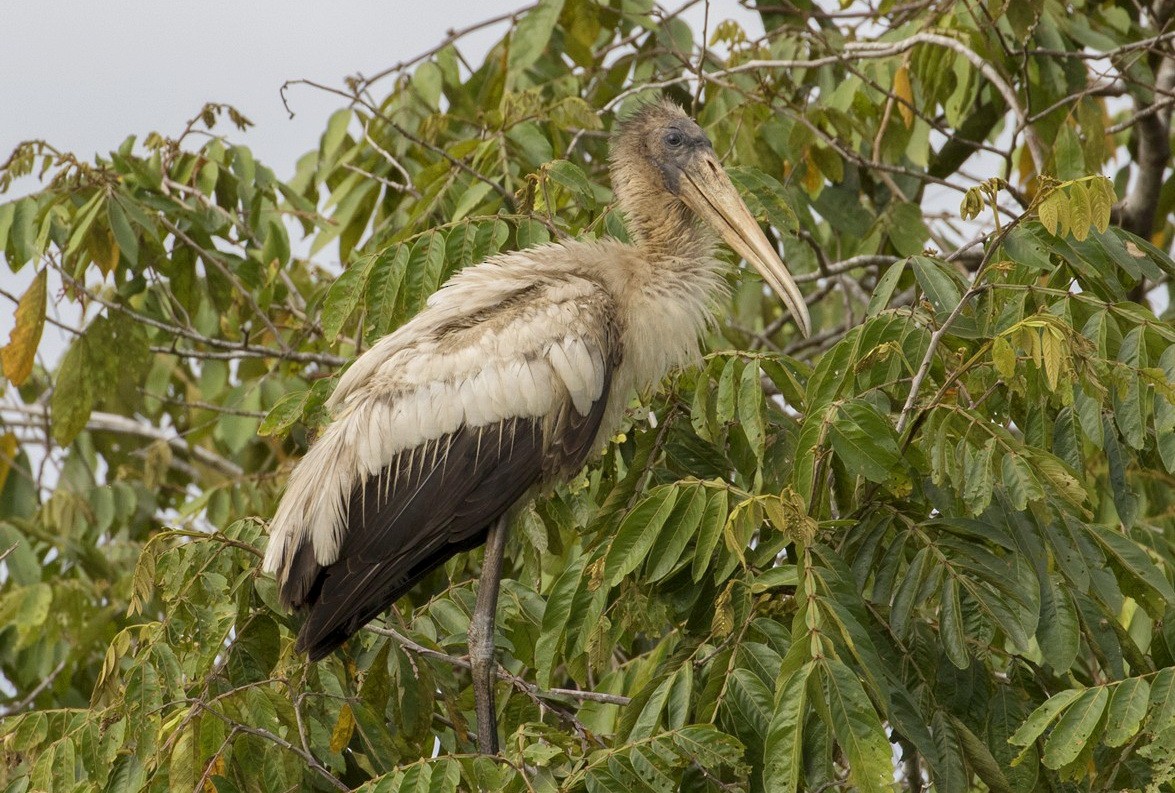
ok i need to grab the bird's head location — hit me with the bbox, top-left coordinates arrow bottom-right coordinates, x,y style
610,99 -> 811,337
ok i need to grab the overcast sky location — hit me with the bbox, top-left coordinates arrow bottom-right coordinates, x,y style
0,1 -> 757,184
1,1 -> 530,183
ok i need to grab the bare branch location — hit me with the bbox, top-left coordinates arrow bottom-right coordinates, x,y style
1,403 -> 243,478
1119,53 -> 1175,238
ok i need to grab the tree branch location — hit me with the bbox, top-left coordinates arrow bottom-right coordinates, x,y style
53,264 -> 345,367
0,403 -> 243,478
1119,52 -> 1175,238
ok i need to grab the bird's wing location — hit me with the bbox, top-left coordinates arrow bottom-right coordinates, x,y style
263,270 -> 620,659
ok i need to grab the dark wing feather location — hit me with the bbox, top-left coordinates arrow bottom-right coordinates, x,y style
295,367 -> 615,661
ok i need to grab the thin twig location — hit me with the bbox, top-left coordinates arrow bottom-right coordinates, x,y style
0,658 -> 67,716
158,217 -> 289,351
0,403 -> 243,477
52,265 -> 344,367
364,624 -> 631,706
197,703 -> 348,792
895,218 -> 1023,437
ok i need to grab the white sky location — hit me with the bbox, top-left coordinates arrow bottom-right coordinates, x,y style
0,1 -> 757,185
0,1 -> 532,184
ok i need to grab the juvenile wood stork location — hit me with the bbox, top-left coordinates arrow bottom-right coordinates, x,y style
264,99 -> 810,753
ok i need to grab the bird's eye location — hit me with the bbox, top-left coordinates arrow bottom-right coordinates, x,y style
664,130 -> 684,147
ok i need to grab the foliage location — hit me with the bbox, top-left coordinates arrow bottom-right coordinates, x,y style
3,1 -> 1175,791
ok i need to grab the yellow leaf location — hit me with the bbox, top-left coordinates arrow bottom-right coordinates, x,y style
203,755 -> 225,792
1041,327 -> 1064,391
1089,177 -> 1114,233
711,580 -> 735,638
893,65 -> 915,128
0,432 -> 16,495
87,225 -> 120,277
801,148 -> 823,196
329,703 -> 355,754
1038,192 -> 1061,236
0,269 -> 47,386
1068,181 -> 1091,241
1019,145 -> 1036,183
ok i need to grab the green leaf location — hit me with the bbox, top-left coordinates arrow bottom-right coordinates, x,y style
1156,345 -> 1175,473
940,575 -> 970,669
536,554 -> 585,687
828,399 -> 902,484
515,218 -> 550,249
715,357 -> 739,425
987,688 -> 1039,791
1090,177 -> 1114,233
546,159 -> 596,208
726,166 -> 799,235
506,0 -> 565,85
911,255 -> 962,317
691,488 -> 729,582
106,196 -> 139,267
1113,326 -> 1146,449
1042,686 -> 1107,769
1087,524 -> 1175,615
1024,448 -> 1087,510
1009,688 -> 1084,747
885,201 -> 929,257
751,565 -> 799,593
0,202 -> 14,254
51,337 -> 94,446
1148,667 -> 1175,733
1001,453 -> 1045,511
962,437 -> 996,515
644,485 -> 705,582
10,198 -> 39,267
738,361 -> 765,459
763,661 -> 812,793
628,676 -> 674,740
1068,181 -> 1091,241
1038,191 -> 1062,236
1054,127 -> 1085,180
322,255 -> 376,343
1104,677 -> 1150,747
890,546 -> 935,639
606,486 -> 679,587
366,244 -> 411,338
258,389 -> 310,437
819,659 -> 893,793
1037,573 -> 1079,673
867,258 -> 906,317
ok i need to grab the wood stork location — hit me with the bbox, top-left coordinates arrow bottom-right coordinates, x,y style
264,99 -> 810,752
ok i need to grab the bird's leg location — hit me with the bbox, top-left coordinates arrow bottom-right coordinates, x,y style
469,514 -> 508,754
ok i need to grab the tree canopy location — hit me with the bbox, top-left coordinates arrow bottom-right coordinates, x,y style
2,1 -> 1175,791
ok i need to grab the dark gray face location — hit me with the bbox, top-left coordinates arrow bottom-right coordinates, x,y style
647,119 -> 713,194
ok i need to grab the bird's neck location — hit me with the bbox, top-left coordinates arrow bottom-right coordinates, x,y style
624,194 -> 716,264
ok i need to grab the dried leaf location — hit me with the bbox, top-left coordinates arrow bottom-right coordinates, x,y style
893,65 -> 915,128
1,269 -> 47,386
